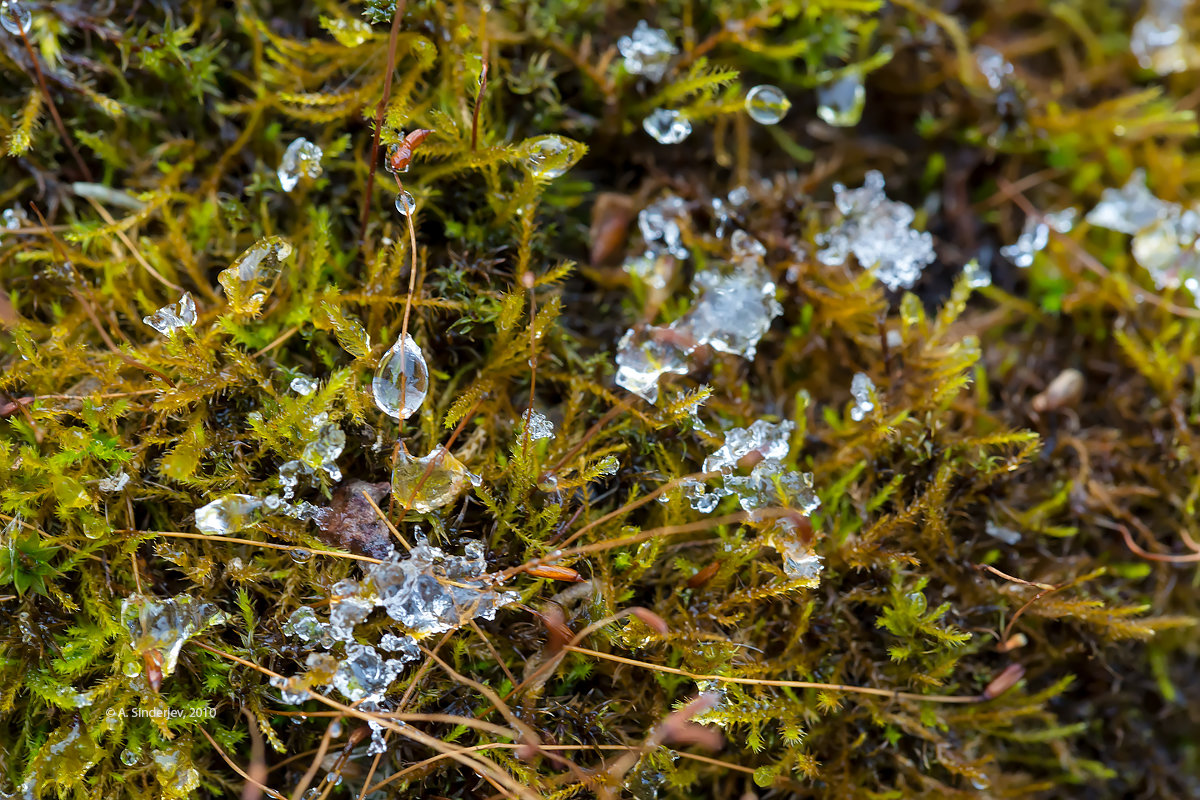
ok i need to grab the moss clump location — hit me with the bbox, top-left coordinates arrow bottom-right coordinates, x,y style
2,0 -> 1199,797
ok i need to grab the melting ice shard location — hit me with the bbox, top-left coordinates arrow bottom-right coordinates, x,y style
122,593 -> 227,681
816,171 -> 935,290
143,293 -> 196,335
639,193 -> 689,259
278,137 -> 323,192
849,372 -> 876,422
1131,0 -> 1195,75
218,236 -> 292,315
300,416 -> 346,482
817,71 -> 865,127
1000,208 -> 1076,268
614,326 -> 690,403
686,420 -> 820,516
194,494 -> 264,535
0,0 -> 31,36
373,333 -> 429,419
392,443 -> 470,512
618,21 -> 677,82
643,109 -> 692,144
521,409 -> 554,441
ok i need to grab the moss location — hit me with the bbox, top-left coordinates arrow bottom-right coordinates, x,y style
1,0 -> 1199,797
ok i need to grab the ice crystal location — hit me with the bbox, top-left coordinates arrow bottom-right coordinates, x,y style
816,171 -> 935,290
643,109 -> 691,144
283,607 -> 334,648
194,494 -> 263,535
300,417 -> 346,482
122,594 -> 227,681
329,580 -> 375,642
614,326 -> 690,403
366,539 -> 519,635
333,644 -> 408,703
744,84 -> 790,125
678,262 -> 781,359
1000,208 -> 1076,268
622,250 -> 673,289
687,420 -> 820,516
1086,170 -> 1172,235
962,258 -> 992,288
817,71 -> 865,127
143,292 -> 196,335
1131,0 -> 1194,75
218,236 -> 292,314
373,332 -> 428,419
618,21 -> 677,82
850,372 -> 876,422
703,420 -> 793,475
522,409 -> 554,441
639,194 -> 689,259
278,137 -> 323,192
975,46 -> 1013,91
392,443 -> 470,512
290,374 -> 317,395
985,521 -> 1021,545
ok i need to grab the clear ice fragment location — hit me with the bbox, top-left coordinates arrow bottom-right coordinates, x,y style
373,333 -> 428,419
618,21 -> 677,82
962,259 -> 992,288
98,471 -> 130,493
744,84 -> 790,125
143,293 -> 197,335
1000,208 -> 1076,268
301,422 -> 346,483
521,409 -> 554,441
643,109 -> 692,144
817,71 -> 865,127
816,171 -> 935,290
218,236 -> 292,315
122,593 -> 227,681
392,443 -> 470,512
1086,170 -> 1171,235
985,521 -> 1021,545
194,494 -> 264,535
290,374 -> 317,395
1131,0 -> 1194,75
623,250 -> 673,289
677,262 -> 781,359
975,46 -> 1013,91
278,137 -> 324,192
639,194 -> 689,259
850,372 -> 875,422
614,326 -> 690,403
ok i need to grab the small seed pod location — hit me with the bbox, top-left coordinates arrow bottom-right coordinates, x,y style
143,649 -> 164,692
1032,368 -> 1084,413
527,564 -> 584,582
386,129 -> 433,174
982,663 -> 1024,700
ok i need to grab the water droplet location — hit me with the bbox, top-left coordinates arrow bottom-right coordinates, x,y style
122,659 -> 142,677
522,134 -> 583,179
218,237 -> 292,315
1000,208 -> 1076,268
290,548 -> 312,563
194,494 -> 264,535
120,748 -> 139,766
278,137 -> 324,192
744,84 -> 790,125
617,20 -> 677,83
975,46 -> 1013,91
817,71 -> 865,127
373,333 -> 428,419
0,0 -> 31,36
394,191 -> 415,216
730,230 -> 766,260
642,109 -> 692,144
143,292 -> 196,335
392,444 -> 469,513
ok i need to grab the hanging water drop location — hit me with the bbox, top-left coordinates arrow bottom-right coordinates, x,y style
0,0 -> 31,36
744,84 -> 790,125
392,444 -> 470,512
523,134 -> 583,179
373,333 -> 428,420
642,109 -> 691,144
817,71 -> 865,127
395,191 -> 415,216
217,237 -> 292,315
278,137 -> 324,192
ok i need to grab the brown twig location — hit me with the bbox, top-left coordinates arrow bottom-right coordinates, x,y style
17,30 -> 91,180
359,0 -> 408,246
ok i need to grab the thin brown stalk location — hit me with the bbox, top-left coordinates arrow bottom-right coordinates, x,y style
359,489 -> 412,551
359,0 -> 408,245
196,726 -> 287,800
18,31 -> 91,180
137,530 -> 384,564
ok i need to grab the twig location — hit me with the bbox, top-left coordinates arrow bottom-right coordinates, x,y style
195,726 -> 286,800
17,29 -> 91,180
359,0 -> 409,245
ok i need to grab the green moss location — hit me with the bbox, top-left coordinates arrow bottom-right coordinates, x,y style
1,0 -> 1199,797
